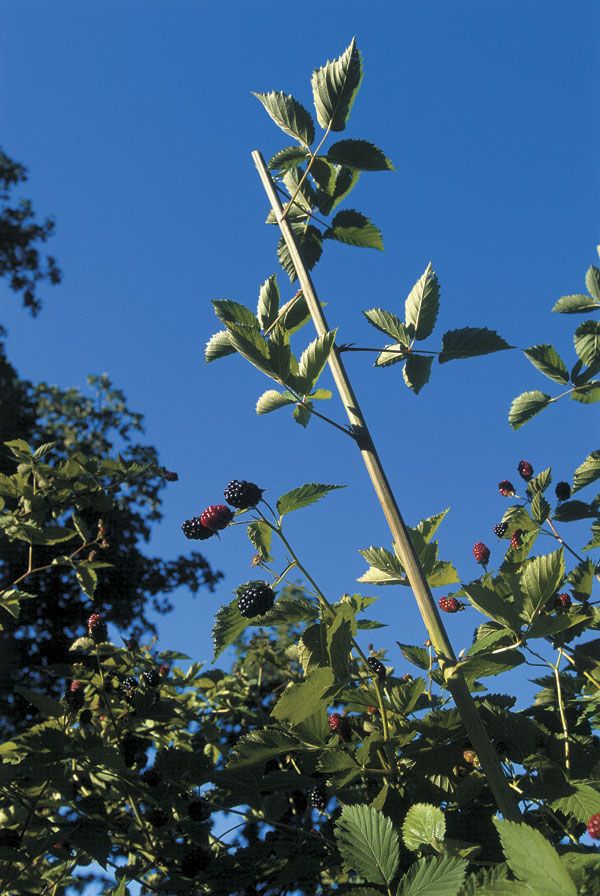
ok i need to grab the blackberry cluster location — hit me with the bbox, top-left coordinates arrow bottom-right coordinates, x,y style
64,680 -> 84,711
498,480 -> 515,497
472,542 -> 490,565
142,668 -> 160,688
181,517 -> 214,541
181,845 -> 211,877
88,613 -> 108,643
555,481 -> 571,501
494,522 -> 508,537
510,529 -> 523,549
200,504 -> 233,531
308,783 -> 327,812
328,713 -> 351,741
439,596 -> 462,614
237,581 -> 276,618
188,799 -> 211,822
367,656 -> 386,681
518,460 -> 534,481
224,479 -> 264,509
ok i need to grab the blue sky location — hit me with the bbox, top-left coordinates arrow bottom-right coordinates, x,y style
1,1 -> 598,680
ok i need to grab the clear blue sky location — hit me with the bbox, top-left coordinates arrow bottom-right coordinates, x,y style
1,1 -> 598,678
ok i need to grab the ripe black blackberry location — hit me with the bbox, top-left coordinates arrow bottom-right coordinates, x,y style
181,845 -> 211,877
555,481 -> 571,502
224,479 -> 264,509
367,656 -> 386,681
494,522 -> 508,537
142,668 -> 160,688
236,581 -> 276,618
181,517 -> 215,541
121,734 -> 147,769
87,613 -> 108,643
188,799 -> 211,822
79,709 -> 93,725
145,807 -> 168,828
123,675 -> 138,692
308,783 -> 327,812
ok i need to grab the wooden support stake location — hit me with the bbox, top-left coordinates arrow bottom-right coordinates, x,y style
252,149 -> 521,822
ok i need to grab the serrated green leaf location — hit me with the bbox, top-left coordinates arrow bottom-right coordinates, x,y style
229,729 -> 302,770
440,327 -> 511,363
586,265 -> 600,300
247,521 -> 272,562
268,146 -> 309,171
225,323 -> 276,379
520,549 -> 565,621
212,299 -> 258,328
553,499 -> 599,522
427,560 -> 460,588
526,467 -> 552,495
524,344 -> 569,384
584,520 -> 600,550
324,209 -> 383,250
403,355 -> 433,394
363,308 -> 410,344
311,38 -> 363,132
277,482 -> 345,517
335,803 -> 399,886
416,508 -> 450,543
402,803 -> 445,851
552,293 -> 600,314
256,389 -> 296,415
253,91 -> 315,145
267,326 -> 291,380
405,263 -> 440,341
458,651 -> 525,686
297,329 -> 337,392
375,344 -> 410,367
493,819 -> 576,896
76,566 -> 98,598
257,274 -> 280,330
315,165 -> 360,215
397,855 -> 467,896
272,667 -> 335,726
327,139 -> 394,171
575,320 -> 600,367
508,391 -> 552,429
278,291 -> 312,333
572,381 -> 600,403
358,546 -> 406,585
212,598 -> 251,661
463,581 -> 520,632
293,402 -> 312,427
567,557 -> 595,600
572,450 -> 600,494
15,686 -> 64,719
278,223 -> 323,283
527,613 -> 590,639
530,492 -> 550,525
205,329 -> 235,363
550,781 -> 600,822
327,604 -> 356,682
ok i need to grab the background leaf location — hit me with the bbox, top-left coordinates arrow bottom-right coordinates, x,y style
327,138 -> 394,170
397,855 -> 467,896
335,803 -> 399,886
277,482 -> 345,516
508,391 -> 551,428
493,819 -> 576,896
402,802 -> 446,851
439,327 -> 510,362
324,209 -> 383,250
524,344 -> 569,384
253,91 -> 315,145
311,38 -> 363,132
405,263 -> 440,341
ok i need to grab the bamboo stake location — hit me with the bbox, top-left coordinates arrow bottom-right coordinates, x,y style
252,149 -> 521,822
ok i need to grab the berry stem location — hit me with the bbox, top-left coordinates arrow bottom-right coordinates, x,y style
543,517 -> 585,564
279,121 -> 333,222
553,649 -> 571,773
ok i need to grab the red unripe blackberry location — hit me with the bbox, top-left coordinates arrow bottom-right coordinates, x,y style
87,613 -> 108,643
494,522 -> 508,537
510,529 -> 523,549
308,783 -> 327,812
555,481 -> 571,502
517,460 -> 533,481
0,828 -> 20,847
328,713 -> 351,740
473,542 -> 490,565
145,807 -> 168,828
367,656 -> 386,681
236,581 -> 276,618
181,517 -> 215,541
224,479 -> 264,509
65,681 -> 85,711
200,504 -> 233,531
498,480 -> 515,497
188,799 -> 211,822
555,593 -> 571,610
181,845 -> 211,877
439,596 -> 462,613
586,813 -> 600,839
159,663 -> 169,677
142,668 -> 160,688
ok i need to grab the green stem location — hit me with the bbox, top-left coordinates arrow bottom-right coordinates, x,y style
280,123 -> 333,222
